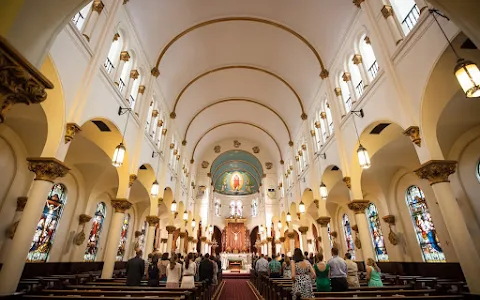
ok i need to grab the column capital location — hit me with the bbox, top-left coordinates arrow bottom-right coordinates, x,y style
334,87 -> 342,97
320,69 -> 329,79
129,69 -> 139,79
275,239 -> 281,244
200,236 -> 207,242
414,160 -> 457,185
287,232 -> 295,239
342,72 -> 351,82
113,33 -> 120,41
192,239 -> 197,243
279,237 -> 286,242
166,226 -> 176,234
16,197 -> 28,211
92,0 -> 105,13
146,215 -> 160,226
403,126 -> 421,147
320,112 -> 327,119
79,214 -> 92,225
298,226 -> 309,234
353,0 -> 364,8
27,157 -> 70,182
187,236 -> 194,242
0,36 -> 54,123
64,123 -> 81,144
343,176 -> 351,189
129,174 -> 137,187
352,54 -> 363,65
316,216 -> 331,227
348,200 -> 370,214
364,36 -> 371,44
138,85 -> 146,94
160,238 -> 168,243
111,198 -> 132,213
119,51 -> 130,62
135,230 -> 143,238
179,232 -> 187,238
331,231 -> 338,238
266,237 -> 273,242
382,214 -> 396,225
381,5 -> 395,19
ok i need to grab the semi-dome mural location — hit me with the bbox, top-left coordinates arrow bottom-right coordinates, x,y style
211,150 -> 263,195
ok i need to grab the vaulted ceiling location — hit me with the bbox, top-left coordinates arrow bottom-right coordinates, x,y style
126,1 -> 358,162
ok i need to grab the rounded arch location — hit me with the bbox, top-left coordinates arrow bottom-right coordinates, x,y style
171,65 -> 306,120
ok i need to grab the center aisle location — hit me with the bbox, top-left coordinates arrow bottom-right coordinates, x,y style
218,277 -> 258,300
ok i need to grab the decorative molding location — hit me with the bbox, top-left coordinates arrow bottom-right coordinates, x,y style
320,69 -> 329,79
152,110 -> 159,117
348,200 -> 370,214
233,140 -> 241,148
342,72 -> 352,82
0,36 -> 54,123
334,88 -> 342,97
160,238 -> 168,243
316,216 -> 331,227
119,51 -> 130,62
146,215 -> 160,225
201,161 -> 209,169
252,146 -> 260,154
352,54 -> 363,65
353,0 -> 365,8
27,157 -> 69,182
129,69 -> 139,80
157,119 -> 163,127
65,123 -> 81,144
265,162 -> 272,170
381,5 -> 395,19
138,85 -> 146,94
343,176 -> 351,189
382,215 -> 398,245
111,198 -> 132,213
92,0 -> 104,13
403,126 -> 421,147
214,145 -> 221,153
414,160 -> 457,185
151,67 -> 160,77
320,112 -> 327,119
310,129 -> 315,137
129,174 -> 137,187
16,197 -> 28,211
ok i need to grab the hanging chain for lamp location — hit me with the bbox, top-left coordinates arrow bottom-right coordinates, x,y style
351,110 -> 371,169
112,107 -> 131,167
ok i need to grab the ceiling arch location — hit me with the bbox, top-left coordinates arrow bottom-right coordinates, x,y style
191,121 -> 283,163
152,17 -> 327,76
182,97 -> 293,146
170,65 -> 307,120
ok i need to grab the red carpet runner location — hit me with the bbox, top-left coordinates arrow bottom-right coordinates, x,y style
219,279 -> 258,300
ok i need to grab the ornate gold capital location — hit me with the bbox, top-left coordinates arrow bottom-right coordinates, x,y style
130,69 -> 139,80
201,161 -> 209,168
113,33 -> 120,41
352,54 -> 363,65
79,214 -> 92,225
129,174 -> 137,187
351,224 -> 358,232
279,237 -> 286,242
316,216 -> 331,227
310,129 -> 316,137
381,5 -> 395,19
160,238 -> 168,243
166,226 -> 176,234
287,232 -> 295,239
320,112 -> 327,119
179,232 -> 187,238
0,37 -> 54,123
320,69 -> 329,79
266,237 -> 273,242
334,87 -> 342,97
414,160 -> 457,185
364,36 -> 371,44
298,226 -> 309,234
152,109 -> 159,117
353,0 -> 365,8
187,236 -> 194,242
343,176 -> 351,189
253,146 -> 260,153
92,0 -> 104,13
27,157 -> 69,182
192,239 -> 197,243
146,215 -> 160,226
348,200 -> 370,214
65,123 -> 81,144
342,72 -> 351,82
16,197 -> 28,211
162,128 -> 167,135
331,231 -> 338,238
157,119 -> 164,127
111,198 -> 132,213
138,85 -> 146,94
200,236 -> 207,242
119,51 -> 130,62
404,126 -> 421,147
382,214 -> 396,225
151,67 -> 160,77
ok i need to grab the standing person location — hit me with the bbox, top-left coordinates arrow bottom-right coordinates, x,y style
181,253 -> 196,288
158,252 -> 169,282
211,255 -> 219,285
255,254 -> 269,277
366,258 -> 383,287
282,256 -> 292,279
345,253 -> 360,288
126,249 -> 145,286
291,248 -> 315,299
199,253 -> 214,285
327,248 -> 348,292
195,254 -> 203,282
314,253 -> 331,292
166,253 -> 182,288
147,254 -> 160,287
268,254 -> 282,278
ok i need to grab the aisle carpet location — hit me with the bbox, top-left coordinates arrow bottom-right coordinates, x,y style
218,279 -> 258,300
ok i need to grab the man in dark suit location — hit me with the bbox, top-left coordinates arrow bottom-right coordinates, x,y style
199,253 -> 214,284
126,249 -> 145,286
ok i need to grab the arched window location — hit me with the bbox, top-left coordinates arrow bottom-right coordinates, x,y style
342,214 -> 355,259
118,55 -> 133,94
390,0 -> 419,35
229,201 -> 236,217
251,198 -> 258,217
366,203 -> 388,261
215,198 -> 221,216
348,57 -> 364,98
84,202 -> 106,262
116,213 -> 130,261
325,102 -> 334,135
359,36 -> 379,80
339,75 -> 352,113
129,73 -> 141,110
312,118 -> 322,153
27,184 -> 67,262
71,1 -> 93,31
405,186 -> 445,262
104,34 -> 123,74
236,200 -> 243,217
145,99 -> 154,133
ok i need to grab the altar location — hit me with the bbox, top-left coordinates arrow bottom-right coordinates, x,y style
220,253 -> 252,271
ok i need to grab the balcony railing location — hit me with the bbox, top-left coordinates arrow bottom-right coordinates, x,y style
71,12 -> 85,29
129,95 -> 135,108
118,78 -> 126,93
356,80 -> 365,97
345,96 -> 352,113
368,60 -> 379,79
104,58 -> 115,74
329,122 -> 334,134
401,4 -> 420,35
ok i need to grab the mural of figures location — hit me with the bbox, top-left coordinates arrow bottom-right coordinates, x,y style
215,171 -> 257,195
116,213 -> 130,261
406,186 -> 445,262
84,202 -> 106,262
342,214 -> 356,260
366,203 -> 388,261
27,184 -> 67,262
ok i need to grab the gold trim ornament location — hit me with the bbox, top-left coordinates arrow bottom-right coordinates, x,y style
27,157 -> 70,182
201,161 -> 209,169
252,146 -> 260,153
414,160 -> 457,185
343,176 -> 351,189
129,174 -> 137,187
65,123 -> 81,144
111,199 -> 132,213
146,215 -> 160,226
214,145 -> 221,153
16,197 -> 28,211
233,140 -> 241,148
298,226 -> 309,234
348,200 -> 370,214
316,216 -> 331,227
265,162 -> 273,170
403,126 -> 421,147
381,5 -> 395,18
166,226 -> 177,234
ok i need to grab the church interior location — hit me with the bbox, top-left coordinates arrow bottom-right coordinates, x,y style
0,0 -> 480,299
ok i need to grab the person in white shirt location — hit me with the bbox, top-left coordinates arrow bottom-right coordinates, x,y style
181,253 -> 196,288
345,253 -> 360,288
166,253 -> 182,287
255,254 -> 269,276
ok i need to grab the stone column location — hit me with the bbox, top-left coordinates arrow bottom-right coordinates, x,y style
334,88 -> 347,117
343,72 -> 358,104
82,0 -> 104,42
287,232 -> 295,255
187,237 -> 193,253
200,236 -> 206,254
166,226 -> 176,254
101,199 -> 132,279
0,197 -> 28,262
0,158 -> 69,295
160,238 -> 168,253
381,5 -> 404,45
266,237 -> 273,257
179,232 -> 186,255
113,51 -> 130,84
415,161 -> 480,294
298,226 -> 309,253
317,217 -> 332,260
353,54 -> 370,86
145,216 -> 159,256
123,69 -> 139,98
275,240 -> 281,255
279,237 -> 286,255
348,200 -> 375,261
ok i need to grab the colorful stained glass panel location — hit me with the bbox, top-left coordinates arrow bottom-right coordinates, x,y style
342,214 -> 355,259
84,202 -> 106,262
366,203 -> 388,261
116,213 -> 130,261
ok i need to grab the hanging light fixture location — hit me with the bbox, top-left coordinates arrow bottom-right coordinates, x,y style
299,200 -> 305,213
320,182 -> 328,200
430,9 -> 480,98
277,220 -> 282,229
286,212 -> 292,223
150,180 -> 159,197
112,107 -> 131,167
170,199 -> 177,213
183,210 -> 188,222
351,109 -> 370,169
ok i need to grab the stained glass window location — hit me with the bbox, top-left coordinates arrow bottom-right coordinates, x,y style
83,202 -> 106,261
405,186 -> 445,262
342,214 -> 355,259
27,183 -> 67,262
251,198 -> 258,217
138,221 -> 147,253
366,203 -> 388,261
116,213 -> 130,261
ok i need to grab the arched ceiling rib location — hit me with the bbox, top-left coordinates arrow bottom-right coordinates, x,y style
182,97 -> 293,146
171,65 -> 307,120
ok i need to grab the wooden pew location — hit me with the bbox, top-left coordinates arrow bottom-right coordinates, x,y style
35,289 -> 195,300
302,296 -> 463,300
22,296 -> 185,300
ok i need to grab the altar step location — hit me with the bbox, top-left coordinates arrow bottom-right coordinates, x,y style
223,273 -> 250,279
